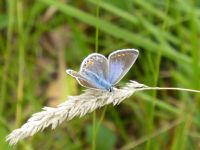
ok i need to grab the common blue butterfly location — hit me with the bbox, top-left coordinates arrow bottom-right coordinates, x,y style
66,49 -> 139,92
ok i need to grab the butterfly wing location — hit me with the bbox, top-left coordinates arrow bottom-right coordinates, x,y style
66,69 -> 99,89
67,53 -> 111,91
80,53 -> 108,81
108,49 -> 139,85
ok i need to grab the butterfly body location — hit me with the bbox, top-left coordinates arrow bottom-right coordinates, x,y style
67,49 -> 139,92
81,69 -> 112,91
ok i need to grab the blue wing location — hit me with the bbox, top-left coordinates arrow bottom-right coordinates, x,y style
80,53 -> 108,81
66,69 -> 102,89
108,49 -> 139,85
67,53 -> 112,90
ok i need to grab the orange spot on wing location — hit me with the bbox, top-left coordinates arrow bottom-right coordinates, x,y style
85,60 -> 93,68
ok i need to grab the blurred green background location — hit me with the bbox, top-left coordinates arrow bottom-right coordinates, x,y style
1,0 -> 200,149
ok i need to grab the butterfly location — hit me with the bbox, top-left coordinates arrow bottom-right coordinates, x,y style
66,49 -> 139,92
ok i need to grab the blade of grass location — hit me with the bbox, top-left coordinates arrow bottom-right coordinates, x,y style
120,118 -> 184,150
176,0 -> 200,32
133,0 -> 173,24
66,17 -> 90,56
24,2 -> 47,43
171,71 -> 191,88
92,111 -> 96,150
88,0 -> 138,24
146,1 -> 170,149
16,0 -> 25,128
135,92 -> 180,115
41,0 -> 194,67
95,0 -> 100,53
92,0 -> 100,149
132,0 -> 194,52
0,0 -> 15,115
88,0 -> 192,55
109,107 -> 130,143
171,1 -> 200,149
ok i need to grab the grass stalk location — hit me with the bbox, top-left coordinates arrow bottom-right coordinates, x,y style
92,0 -> 100,149
41,0 -> 194,66
120,118 -> 184,150
16,0 -> 24,128
92,111 -> 96,150
0,0 -> 15,115
146,1 -> 170,149
136,87 -> 200,93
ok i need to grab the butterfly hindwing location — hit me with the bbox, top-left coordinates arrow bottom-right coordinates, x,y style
66,69 -> 99,89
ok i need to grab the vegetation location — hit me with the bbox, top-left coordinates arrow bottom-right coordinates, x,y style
1,0 -> 200,149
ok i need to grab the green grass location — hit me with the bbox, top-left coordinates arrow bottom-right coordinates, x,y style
1,0 -> 200,149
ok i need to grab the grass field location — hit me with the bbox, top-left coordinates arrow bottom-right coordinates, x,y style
1,0 -> 200,149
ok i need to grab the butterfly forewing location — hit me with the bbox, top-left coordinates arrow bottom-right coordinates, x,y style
108,49 -> 139,85
80,53 -> 108,80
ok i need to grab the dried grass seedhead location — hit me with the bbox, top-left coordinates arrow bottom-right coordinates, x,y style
6,80 -> 200,146
6,81 -> 145,145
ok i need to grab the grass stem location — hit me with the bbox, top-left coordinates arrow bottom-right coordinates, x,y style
92,0 -> 101,149
16,0 -> 24,128
136,87 -> 200,93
